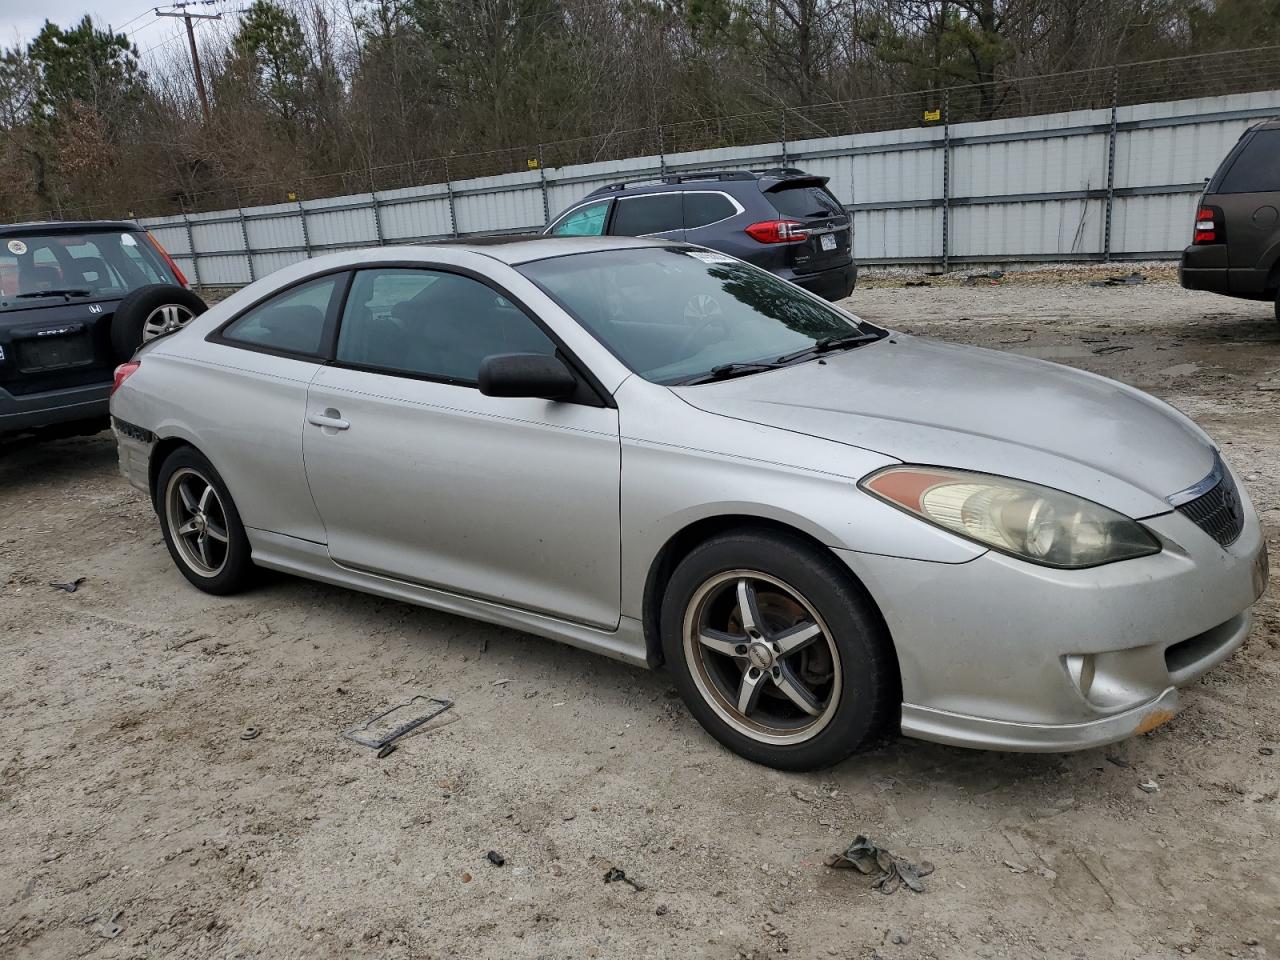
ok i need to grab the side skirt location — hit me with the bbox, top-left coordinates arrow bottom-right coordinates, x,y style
247,528 -> 650,668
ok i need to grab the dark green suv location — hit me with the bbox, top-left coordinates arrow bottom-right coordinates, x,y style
1180,118 -> 1280,319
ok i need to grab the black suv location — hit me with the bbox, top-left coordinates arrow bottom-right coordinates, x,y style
1,220 -> 205,437
1180,118 -> 1280,319
544,169 -> 856,301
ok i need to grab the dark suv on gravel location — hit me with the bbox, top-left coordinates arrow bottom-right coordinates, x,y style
545,168 -> 857,301
1180,118 -> 1280,319
1,220 -> 205,437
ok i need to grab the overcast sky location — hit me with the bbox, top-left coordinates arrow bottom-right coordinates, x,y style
2,0 -> 234,60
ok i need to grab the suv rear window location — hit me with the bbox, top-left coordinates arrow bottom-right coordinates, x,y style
0,230 -> 173,311
1217,130 -> 1280,194
684,192 -> 737,228
768,184 -> 845,219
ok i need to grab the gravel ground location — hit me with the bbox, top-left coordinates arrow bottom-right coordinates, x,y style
2,270 -> 1278,960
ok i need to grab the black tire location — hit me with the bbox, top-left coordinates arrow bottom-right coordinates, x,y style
110,284 -> 207,361
155,446 -> 255,595
660,530 -> 897,770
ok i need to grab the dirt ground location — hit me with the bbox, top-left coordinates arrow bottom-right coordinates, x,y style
2,268 -> 1278,960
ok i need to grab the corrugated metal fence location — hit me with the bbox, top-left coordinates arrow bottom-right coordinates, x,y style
141,89 -> 1280,288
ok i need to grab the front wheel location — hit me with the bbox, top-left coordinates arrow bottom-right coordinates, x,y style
660,531 -> 897,770
156,447 -> 255,595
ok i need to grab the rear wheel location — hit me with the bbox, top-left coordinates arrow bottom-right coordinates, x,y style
660,530 -> 897,770
156,447 -> 255,595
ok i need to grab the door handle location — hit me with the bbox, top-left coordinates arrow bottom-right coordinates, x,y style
308,410 -> 350,431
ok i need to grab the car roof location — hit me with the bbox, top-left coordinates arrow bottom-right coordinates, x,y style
442,234 -> 674,265
584,168 -> 827,200
1252,117 -> 1280,131
0,219 -> 139,236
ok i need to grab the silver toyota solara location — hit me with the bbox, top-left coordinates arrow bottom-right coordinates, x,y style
110,237 -> 1269,770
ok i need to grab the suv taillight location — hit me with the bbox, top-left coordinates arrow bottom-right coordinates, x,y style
745,219 -> 808,244
111,361 -> 140,397
1193,206 -> 1224,245
146,232 -> 190,288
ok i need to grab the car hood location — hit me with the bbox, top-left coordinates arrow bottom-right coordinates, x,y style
672,335 -> 1216,518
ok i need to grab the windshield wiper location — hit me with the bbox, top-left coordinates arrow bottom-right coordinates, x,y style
775,331 -> 882,364
15,288 -> 92,299
676,361 -> 788,385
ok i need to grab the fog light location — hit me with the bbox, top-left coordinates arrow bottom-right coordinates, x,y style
1064,654 -> 1096,697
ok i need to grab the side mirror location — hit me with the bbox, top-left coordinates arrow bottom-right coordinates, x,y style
478,353 -> 578,400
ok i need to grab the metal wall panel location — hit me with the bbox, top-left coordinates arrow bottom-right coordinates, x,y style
140,89 -> 1280,283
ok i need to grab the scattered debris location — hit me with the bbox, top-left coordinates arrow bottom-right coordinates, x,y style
1259,747 -> 1274,757
770,900 -> 785,915
1106,755 -> 1131,768
1092,344 -> 1133,355
1256,380 -> 1280,391
603,866 -> 645,892
492,679 -> 513,686
239,726 -> 260,741
461,872 -> 472,883
376,743 -> 397,760
1139,779 -> 1161,794
1088,271 -> 1146,287
655,903 -> 668,916
92,911 -> 123,939
1036,865 -> 1059,881
343,694 -> 454,750
825,836 -> 934,894
550,863 -> 563,877
890,930 -> 911,945
903,280 -> 932,287
48,578 -> 85,593
486,850 -> 506,867
1003,860 -> 1029,874
964,270 -> 1005,285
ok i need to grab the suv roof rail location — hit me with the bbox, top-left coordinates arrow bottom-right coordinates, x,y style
659,170 -> 758,184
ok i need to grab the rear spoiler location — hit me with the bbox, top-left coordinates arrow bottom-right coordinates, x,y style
758,171 -> 830,191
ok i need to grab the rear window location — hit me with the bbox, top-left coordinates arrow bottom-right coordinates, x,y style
611,194 -> 683,236
1217,130 -> 1280,194
768,184 -> 845,219
684,192 -> 738,228
0,230 -> 173,311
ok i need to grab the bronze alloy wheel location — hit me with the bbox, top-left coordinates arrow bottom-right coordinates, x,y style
682,569 -> 843,745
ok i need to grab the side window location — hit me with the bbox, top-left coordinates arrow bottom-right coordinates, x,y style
550,200 -> 610,236
336,268 -> 556,384
221,274 -> 341,356
684,192 -> 737,229
610,194 -> 683,236
1218,130 -> 1280,194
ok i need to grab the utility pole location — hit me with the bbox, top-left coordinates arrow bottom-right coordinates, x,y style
156,4 -> 223,122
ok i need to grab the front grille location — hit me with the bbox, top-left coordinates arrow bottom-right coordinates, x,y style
1177,467 -> 1244,547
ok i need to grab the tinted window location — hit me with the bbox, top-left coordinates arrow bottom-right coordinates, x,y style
550,200 -> 610,236
520,247 -> 870,384
684,192 -> 737,229
222,275 -> 340,356
768,184 -> 844,218
0,230 -> 173,311
336,268 -> 556,383
1218,131 -> 1280,194
611,194 -> 683,236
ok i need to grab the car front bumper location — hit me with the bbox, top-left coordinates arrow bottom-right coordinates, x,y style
839,491 -> 1268,753
0,380 -> 110,434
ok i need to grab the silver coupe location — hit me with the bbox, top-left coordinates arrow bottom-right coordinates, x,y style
110,237 -> 1268,769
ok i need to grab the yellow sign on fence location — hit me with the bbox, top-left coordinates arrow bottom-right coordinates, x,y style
923,108 -> 942,123
527,158 -> 541,170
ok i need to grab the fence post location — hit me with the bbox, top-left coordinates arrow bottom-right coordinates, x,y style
657,123 -> 667,178
234,188 -> 255,284
368,168 -> 385,247
780,110 -> 788,167
1103,66 -> 1119,262
941,89 -> 951,274
297,198 -> 313,258
180,198 -> 201,290
537,145 -> 551,227
443,156 -> 459,238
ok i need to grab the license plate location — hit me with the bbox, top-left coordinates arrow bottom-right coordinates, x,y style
1254,543 -> 1270,600
18,333 -> 94,372
820,234 -> 836,252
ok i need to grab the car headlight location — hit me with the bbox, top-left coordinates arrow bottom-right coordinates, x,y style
860,466 -> 1161,568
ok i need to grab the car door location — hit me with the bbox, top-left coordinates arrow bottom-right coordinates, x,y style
608,192 -> 685,240
302,265 -> 622,629
546,198 -> 612,236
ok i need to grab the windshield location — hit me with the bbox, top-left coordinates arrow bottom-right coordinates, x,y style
0,230 -> 175,311
519,247 -> 876,384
